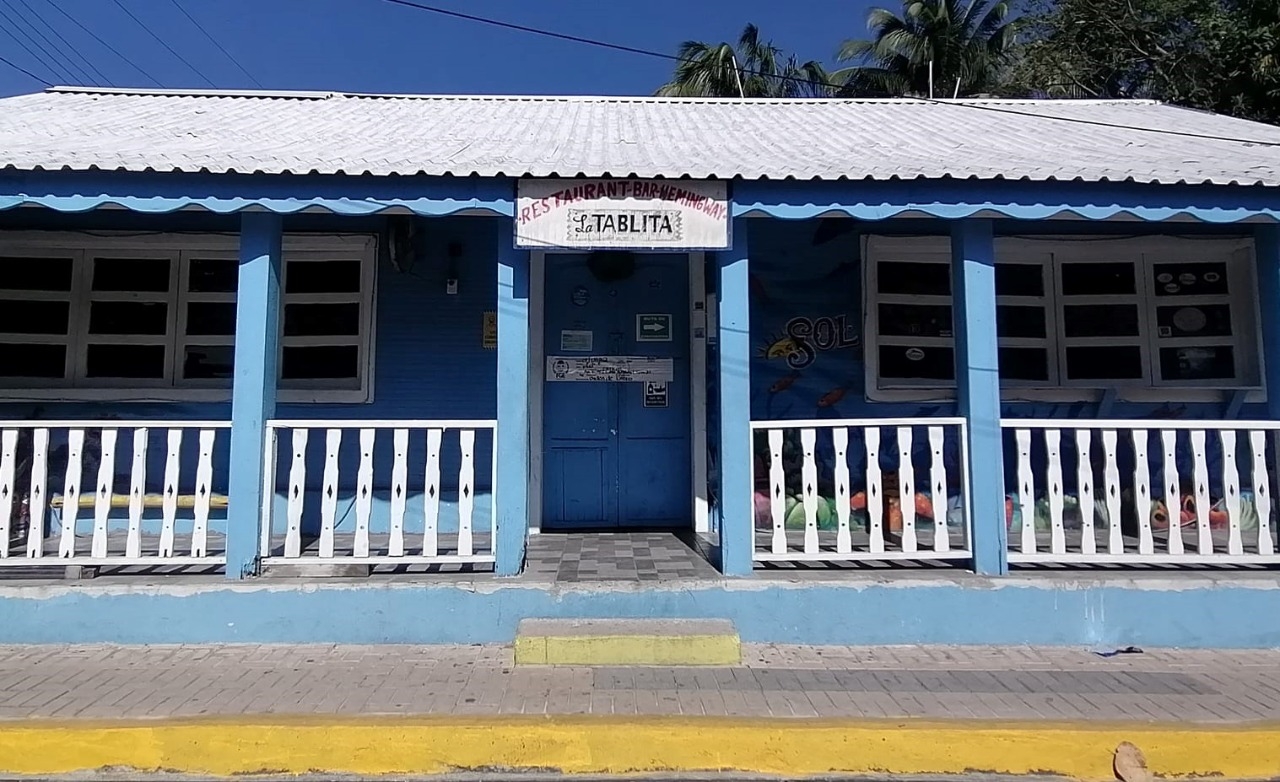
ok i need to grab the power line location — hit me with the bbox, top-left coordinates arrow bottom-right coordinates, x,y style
0,50 -> 49,84
375,0 -> 1280,149
42,0 -> 162,87
0,0 -> 70,82
165,0 -> 261,87
15,0 -> 113,86
108,0 -> 214,87
7,0 -> 96,85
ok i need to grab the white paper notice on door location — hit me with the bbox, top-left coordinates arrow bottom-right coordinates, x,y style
546,356 -> 674,382
560,330 -> 593,352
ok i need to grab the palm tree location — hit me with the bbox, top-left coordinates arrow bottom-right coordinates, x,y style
832,0 -> 1017,98
657,24 -> 832,98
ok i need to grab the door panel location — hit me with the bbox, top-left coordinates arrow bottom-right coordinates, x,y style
541,253 -> 691,529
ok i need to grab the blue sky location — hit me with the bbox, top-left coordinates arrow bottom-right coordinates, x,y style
0,0 -> 869,97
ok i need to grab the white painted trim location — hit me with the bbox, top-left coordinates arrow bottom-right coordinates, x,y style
527,250 -> 546,535
689,251 -> 709,533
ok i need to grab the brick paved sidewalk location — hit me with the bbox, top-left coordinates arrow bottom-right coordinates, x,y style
1,643 -> 1277,723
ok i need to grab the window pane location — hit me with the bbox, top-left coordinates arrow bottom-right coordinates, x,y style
1063,304 -> 1140,337
285,260 -> 362,294
878,344 -> 953,381
188,258 -> 238,293
282,345 -> 359,380
0,344 -> 65,377
186,302 -> 237,336
92,257 -> 170,292
284,303 -> 361,337
1159,346 -> 1236,381
0,300 -> 69,335
996,305 -> 1046,339
1000,347 -> 1050,381
1064,346 -> 1144,380
1156,304 -> 1233,338
1153,262 -> 1229,296
182,345 -> 235,380
1061,262 -> 1136,295
89,301 -> 169,335
877,303 -> 952,338
0,257 -> 73,291
877,261 -> 950,296
995,264 -> 1044,297
86,344 -> 166,378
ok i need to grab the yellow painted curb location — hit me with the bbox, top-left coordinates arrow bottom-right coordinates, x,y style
2,716 -> 1279,780
514,633 -> 741,665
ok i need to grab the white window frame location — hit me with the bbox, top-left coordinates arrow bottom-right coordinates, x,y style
864,235 -> 1262,404
0,231 -> 378,403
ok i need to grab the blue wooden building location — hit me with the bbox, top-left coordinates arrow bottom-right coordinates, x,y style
1,87 -> 1280,646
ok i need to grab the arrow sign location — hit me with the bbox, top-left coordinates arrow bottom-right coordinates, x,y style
636,314 -> 672,342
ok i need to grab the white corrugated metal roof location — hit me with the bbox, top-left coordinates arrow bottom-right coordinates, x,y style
1,86 -> 1278,186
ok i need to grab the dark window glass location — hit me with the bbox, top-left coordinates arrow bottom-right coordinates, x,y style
877,261 -> 950,296
996,305 -> 1046,339
85,344 -> 165,378
1000,347 -> 1051,381
1064,346 -> 1144,380
1061,262 -> 1136,296
0,257 -> 73,291
878,345 -> 954,381
0,344 -> 65,377
1152,262 -> 1229,296
188,258 -> 238,293
88,302 -> 168,335
1159,346 -> 1236,381
878,303 -> 952,338
284,260 -> 361,294
0,300 -> 69,335
281,345 -> 359,379
1063,304 -> 1140,337
183,345 -> 235,380
1156,304 -> 1233,338
186,302 -> 237,336
92,257 -> 170,292
995,264 -> 1044,297
284,303 -> 361,337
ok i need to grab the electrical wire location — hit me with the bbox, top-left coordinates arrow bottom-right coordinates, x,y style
42,0 -> 162,87
166,0 -> 261,88
0,50 -> 50,85
0,0 -> 70,82
374,0 -> 1280,148
7,0 -> 96,84
15,0 -> 113,86
108,0 -> 215,87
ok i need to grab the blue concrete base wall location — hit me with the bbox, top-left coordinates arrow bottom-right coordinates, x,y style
1,577 -> 1277,648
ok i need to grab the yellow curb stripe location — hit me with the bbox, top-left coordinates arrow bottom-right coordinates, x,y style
514,634 -> 741,665
3,717 -> 1279,780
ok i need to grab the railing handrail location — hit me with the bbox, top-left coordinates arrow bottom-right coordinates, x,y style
0,420 -> 231,429
266,418 -> 498,430
1001,418 -> 1280,431
750,417 -> 969,430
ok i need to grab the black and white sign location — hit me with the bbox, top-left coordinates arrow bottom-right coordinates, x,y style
546,355 -> 674,382
516,179 -> 730,250
643,381 -> 669,408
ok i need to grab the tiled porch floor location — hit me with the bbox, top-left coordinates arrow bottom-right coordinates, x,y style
523,530 -> 722,582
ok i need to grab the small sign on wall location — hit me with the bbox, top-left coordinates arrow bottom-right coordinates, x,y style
482,311 -> 496,349
546,356 -> 674,382
637,313 -> 672,342
643,381 -> 669,408
560,330 -> 593,352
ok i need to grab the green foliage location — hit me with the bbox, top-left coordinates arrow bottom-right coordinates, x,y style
655,24 -> 832,98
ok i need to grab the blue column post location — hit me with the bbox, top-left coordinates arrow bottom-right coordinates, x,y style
495,222 -> 530,576
717,218 -> 753,576
225,212 -> 283,580
1255,226 -> 1280,419
951,219 -> 1008,575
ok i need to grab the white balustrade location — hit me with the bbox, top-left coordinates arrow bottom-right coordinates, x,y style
262,420 -> 497,565
1003,420 -> 1280,564
0,421 -> 230,566
749,418 -> 971,563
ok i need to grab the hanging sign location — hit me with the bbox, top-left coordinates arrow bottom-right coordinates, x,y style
516,179 -> 730,250
546,355 -> 674,382
643,381 -> 669,408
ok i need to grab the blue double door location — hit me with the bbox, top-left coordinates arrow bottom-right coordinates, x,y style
542,253 -> 692,529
